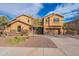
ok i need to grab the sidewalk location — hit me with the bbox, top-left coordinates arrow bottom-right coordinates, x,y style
0,47 -> 64,56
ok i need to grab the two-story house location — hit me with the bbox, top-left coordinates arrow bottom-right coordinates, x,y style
42,13 -> 63,35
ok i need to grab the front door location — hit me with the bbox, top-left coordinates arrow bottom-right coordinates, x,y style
17,25 -> 21,32
58,28 -> 61,35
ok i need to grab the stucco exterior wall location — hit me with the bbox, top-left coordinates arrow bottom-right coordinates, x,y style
43,14 -> 63,28
43,14 -> 63,35
6,22 -> 30,33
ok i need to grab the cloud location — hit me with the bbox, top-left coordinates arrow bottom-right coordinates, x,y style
0,3 -> 43,19
47,3 -> 79,22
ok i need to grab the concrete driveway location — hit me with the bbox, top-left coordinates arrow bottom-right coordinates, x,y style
0,35 -> 79,56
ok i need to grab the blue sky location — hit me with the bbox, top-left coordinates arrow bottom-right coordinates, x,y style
0,3 -> 79,22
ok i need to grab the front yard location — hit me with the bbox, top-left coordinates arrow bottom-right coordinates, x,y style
0,35 -> 28,46
6,35 -> 26,45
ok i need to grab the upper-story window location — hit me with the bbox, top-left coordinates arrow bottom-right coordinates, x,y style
27,18 -> 30,23
53,17 -> 59,23
45,17 -> 50,23
45,19 -> 48,23
28,19 -> 29,23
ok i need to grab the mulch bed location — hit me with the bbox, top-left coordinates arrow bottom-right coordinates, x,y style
0,36 -> 57,48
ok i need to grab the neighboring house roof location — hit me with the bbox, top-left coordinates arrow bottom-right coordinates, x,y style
65,19 -> 79,24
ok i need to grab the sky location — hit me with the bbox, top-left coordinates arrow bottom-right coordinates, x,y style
0,3 -> 79,22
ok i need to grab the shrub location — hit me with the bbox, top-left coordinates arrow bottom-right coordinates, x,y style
6,35 -> 25,45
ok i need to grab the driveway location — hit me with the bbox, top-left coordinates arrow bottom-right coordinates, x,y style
14,35 -> 57,48
45,35 -> 79,56
0,35 -> 79,56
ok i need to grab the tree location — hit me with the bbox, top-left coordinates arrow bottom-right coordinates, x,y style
0,16 -> 9,29
32,18 -> 41,27
32,18 -> 43,34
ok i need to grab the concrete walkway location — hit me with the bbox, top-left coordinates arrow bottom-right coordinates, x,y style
0,35 -> 79,56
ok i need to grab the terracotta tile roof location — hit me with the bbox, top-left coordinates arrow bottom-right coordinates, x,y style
8,20 -> 31,27
42,13 -> 63,19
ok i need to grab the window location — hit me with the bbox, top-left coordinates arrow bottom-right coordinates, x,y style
53,17 -> 59,22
